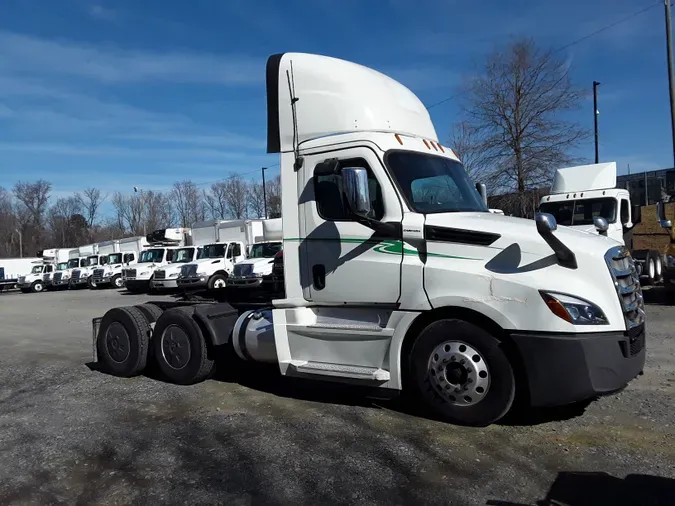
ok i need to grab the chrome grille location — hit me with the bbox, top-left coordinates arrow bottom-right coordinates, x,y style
43,273 -> 52,282
93,268 -> 104,279
123,268 -> 137,279
233,263 -> 253,277
18,276 -> 25,284
154,270 -> 166,280
72,269 -> 81,281
180,264 -> 197,278
605,246 -> 645,330
54,272 -> 62,282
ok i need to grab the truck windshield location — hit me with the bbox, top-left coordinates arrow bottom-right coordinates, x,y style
108,253 -> 122,264
57,262 -> 68,270
385,151 -> 489,214
173,247 -> 195,263
248,242 -> 282,259
539,197 -> 617,226
87,256 -> 99,266
139,249 -> 164,263
202,244 -> 225,259
67,259 -> 79,269
31,265 -> 43,274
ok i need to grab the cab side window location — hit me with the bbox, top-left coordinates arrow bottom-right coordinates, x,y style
313,158 -> 384,221
232,243 -> 242,257
620,199 -> 630,225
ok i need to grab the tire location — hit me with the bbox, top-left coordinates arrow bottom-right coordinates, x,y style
208,273 -> 227,290
135,303 -> 164,324
112,275 -> 124,289
88,276 -> 97,289
645,252 -> 657,286
31,281 -> 44,293
655,252 -> 663,283
408,318 -> 515,427
152,307 -> 215,385
96,306 -> 151,377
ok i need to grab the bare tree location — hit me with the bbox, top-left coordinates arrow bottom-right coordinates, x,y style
12,180 -> 51,254
266,175 -> 281,218
222,175 -> 248,219
48,197 -> 86,247
455,37 -> 589,216
112,192 -> 145,235
76,187 -> 107,227
172,180 -> 205,227
145,190 -> 174,231
204,183 -> 228,220
247,180 -> 266,218
448,121 -> 489,180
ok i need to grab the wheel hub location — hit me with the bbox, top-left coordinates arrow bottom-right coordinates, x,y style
427,341 -> 490,406
161,324 -> 192,370
106,322 -> 131,363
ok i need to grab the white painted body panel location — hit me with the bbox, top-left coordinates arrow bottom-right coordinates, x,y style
550,162 -> 617,194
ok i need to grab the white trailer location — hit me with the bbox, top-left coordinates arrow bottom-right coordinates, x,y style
92,236 -> 147,289
0,257 -> 41,291
122,228 -> 191,293
539,162 -> 661,285
94,52 -> 646,427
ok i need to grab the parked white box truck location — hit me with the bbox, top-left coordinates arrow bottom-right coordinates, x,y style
0,257 -> 41,291
93,52 -> 646,427
229,218 -> 283,289
92,236 -> 147,289
16,248 -> 72,293
122,228 -> 191,293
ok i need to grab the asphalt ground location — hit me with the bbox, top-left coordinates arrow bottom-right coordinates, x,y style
0,287 -> 673,505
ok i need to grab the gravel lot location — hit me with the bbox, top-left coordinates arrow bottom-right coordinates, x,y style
0,287 -> 673,505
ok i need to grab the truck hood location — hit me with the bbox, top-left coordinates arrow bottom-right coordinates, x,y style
424,212 -> 619,258
235,257 -> 275,268
190,258 -> 225,267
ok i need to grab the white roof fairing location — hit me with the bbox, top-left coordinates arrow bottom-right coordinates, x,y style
266,53 -> 438,153
550,162 -> 618,194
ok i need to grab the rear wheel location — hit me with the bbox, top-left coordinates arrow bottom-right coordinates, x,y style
152,307 -> 215,385
31,281 -> 44,293
408,318 -> 515,427
96,306 -> 151,377
645,252 -> 657,285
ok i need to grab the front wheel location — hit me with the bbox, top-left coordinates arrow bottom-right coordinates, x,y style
208,273 -> 227,290
112,275 -> 124,289
31,281 -> 44,293
408,318 -> 515,427
88,276 -> 97,289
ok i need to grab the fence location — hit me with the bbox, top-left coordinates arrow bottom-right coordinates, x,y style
617,168 -> 675,206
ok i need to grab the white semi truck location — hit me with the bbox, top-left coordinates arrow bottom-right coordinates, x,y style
539,162 -> 662,285
122,228 -> 191,293
229,219 -> 283,290
92,236 -> 147,289
93,52 -> 646,427
175,220 -> 259,291
16,248 -> 72,293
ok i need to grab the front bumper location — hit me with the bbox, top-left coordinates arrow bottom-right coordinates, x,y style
124,279 -> 151,292
229,276 -> 265,288
151,278 -> 179,290
176,277 -> 208,289
52,279 -> 70,287
510,324 -> 646,407
70,278 -> 89,286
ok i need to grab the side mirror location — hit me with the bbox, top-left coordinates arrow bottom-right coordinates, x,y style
342,167 -> 371,217
475,183 -> 488,207
593,216 -> 609,236
535,213 -> 557,235
632,204 -> 642,225
660,219 -> 673,229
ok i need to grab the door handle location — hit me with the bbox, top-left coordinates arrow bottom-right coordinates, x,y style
312,264 -> 326,290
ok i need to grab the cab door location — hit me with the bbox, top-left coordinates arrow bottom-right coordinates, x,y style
299,146 -> 403,305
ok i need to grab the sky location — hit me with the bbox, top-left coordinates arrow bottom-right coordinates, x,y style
0,0 -> 671,215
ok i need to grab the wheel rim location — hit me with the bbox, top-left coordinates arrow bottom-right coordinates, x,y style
34,283 -> 42,292
114,277 -> 123,287
649,259 -> 655,279
427,341 -> 490,406
213,278 -> 226,289
656,257 -> 663,277
161,324 -> 192,370
106,322 -> 131,363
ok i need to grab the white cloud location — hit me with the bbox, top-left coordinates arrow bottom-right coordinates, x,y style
88,4 -> 118,22
0,30 -> 263,85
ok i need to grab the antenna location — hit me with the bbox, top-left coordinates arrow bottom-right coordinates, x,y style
286,61 -> 303,171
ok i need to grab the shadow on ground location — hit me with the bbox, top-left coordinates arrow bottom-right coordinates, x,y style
488,471 -> 675,506
642,286 -> 674,306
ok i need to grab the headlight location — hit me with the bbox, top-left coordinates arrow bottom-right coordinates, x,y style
169,273 -> 179,278
666,255 -> 675,267
139,271 -> 149,276
540,292 -> 608,325
63,274 -> 70,279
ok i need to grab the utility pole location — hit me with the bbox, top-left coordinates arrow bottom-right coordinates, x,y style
665,0 -> 675,167
133,186 -> 146,236
261,167 -> 268,219
593,80 -> 600,164
15,228 -> 22,258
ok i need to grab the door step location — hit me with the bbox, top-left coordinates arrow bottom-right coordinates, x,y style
285,360 -> 390,381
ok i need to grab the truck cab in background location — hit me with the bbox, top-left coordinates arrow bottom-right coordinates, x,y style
122,227 -> 191,293
656,200 -> 675,293
176,241 -> 245,290
51,256 -> 87,290
151,245 -> 203,291
17,261 -> 53,293
539,162 -> 663,285
71,253 -> 110,289
229,240 -> 283,289
93,251 -> 138,289
44,261 -> 68,290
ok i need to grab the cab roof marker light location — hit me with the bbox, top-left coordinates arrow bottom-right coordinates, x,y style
394,133 -> 403,145
423,139 -> 430,149
430,141 -> 438,151
437,143 -> 445,153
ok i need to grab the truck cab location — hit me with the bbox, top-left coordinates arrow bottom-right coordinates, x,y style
656,201 -> 675,293
93,251 -> 138,289
229,241 -> 283,289
70,254 -> 110,289
539,162 -> 663,285
176,241 -> 245,290
51,257 -> 87,290
44,262 -> 68,290
151,246 -> 203,291
123,247 -> 176,293
17,262 -> 53,293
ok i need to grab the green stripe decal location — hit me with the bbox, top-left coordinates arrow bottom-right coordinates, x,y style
283,237 -> 482,261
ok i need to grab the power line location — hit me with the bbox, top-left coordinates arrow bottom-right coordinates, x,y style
425,1 -> 662,110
